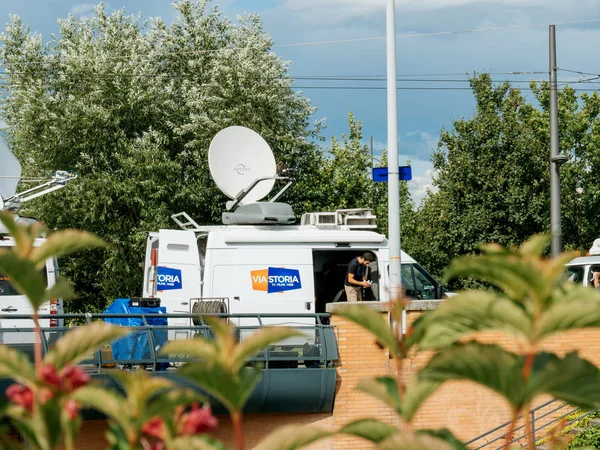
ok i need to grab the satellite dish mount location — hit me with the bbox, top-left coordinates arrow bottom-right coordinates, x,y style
0,136 -> 77,213
208,126 -> 296,225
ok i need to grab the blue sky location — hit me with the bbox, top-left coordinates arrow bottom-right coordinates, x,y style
3,0 -> 600,203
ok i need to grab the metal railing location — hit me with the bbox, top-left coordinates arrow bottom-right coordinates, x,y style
465,399 -> 596,449
0,312 -> 338,374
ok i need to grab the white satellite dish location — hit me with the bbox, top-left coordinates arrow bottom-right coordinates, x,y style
209,126 -> 276,206
0,136 -> 22,200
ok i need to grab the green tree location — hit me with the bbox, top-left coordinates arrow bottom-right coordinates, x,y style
0,1 -> 325,311
317,112 -> 415,238
410,74 -> 600,287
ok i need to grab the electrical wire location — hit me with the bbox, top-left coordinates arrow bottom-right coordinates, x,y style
274,17 -> 600,48
1,17 -> 600,66
558,68 -> 600,77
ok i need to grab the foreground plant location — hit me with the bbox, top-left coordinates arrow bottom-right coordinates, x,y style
0,322 -> 128,450
160,317 -> 327,450
408,235 -> 600,450
331,297 -> 465,450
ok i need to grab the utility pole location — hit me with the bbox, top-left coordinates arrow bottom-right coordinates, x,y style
386,0 -> 402,302
549,25 -> 566,257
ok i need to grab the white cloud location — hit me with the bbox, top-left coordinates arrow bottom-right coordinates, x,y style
271,0 -> 600,30
68,3 -> 97,17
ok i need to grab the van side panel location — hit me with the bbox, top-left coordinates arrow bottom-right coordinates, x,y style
207,247 -> 315,340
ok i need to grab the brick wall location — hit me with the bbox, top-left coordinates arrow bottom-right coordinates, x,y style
54,300 -> 600,449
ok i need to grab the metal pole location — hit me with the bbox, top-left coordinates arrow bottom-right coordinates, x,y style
386,0 -> 402,302
549,25 -> 563,257
370,135 -> 374,169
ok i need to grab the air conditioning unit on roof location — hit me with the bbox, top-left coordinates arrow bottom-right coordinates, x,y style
301,212 -> 338,228
339,209 -> 377,229
301,208 -> 377,229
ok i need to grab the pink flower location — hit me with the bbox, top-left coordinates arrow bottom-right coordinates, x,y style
178,404 -> 218,435
61,365 -> 90,391
149,443 -> 165,450
38,364 -> 61,389
142,417 -> 166,441
6,384 -> 34,412
64,399 -> 79,420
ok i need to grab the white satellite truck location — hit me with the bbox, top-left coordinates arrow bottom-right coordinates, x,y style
141,126 -> 450,343
565,238 -> 600,287
0,138 -> 76,349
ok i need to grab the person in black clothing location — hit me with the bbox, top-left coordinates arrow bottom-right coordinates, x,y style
344,253 -> 373,302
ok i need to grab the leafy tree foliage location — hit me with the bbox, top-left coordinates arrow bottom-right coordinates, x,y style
409,74 -> 600,288
0,1 -> 327,311
315,112 -> 414,238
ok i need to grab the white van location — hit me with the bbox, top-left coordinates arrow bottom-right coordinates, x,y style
0,232 -> 64,354
141,209 -> 449,343
565,238 -> 600,288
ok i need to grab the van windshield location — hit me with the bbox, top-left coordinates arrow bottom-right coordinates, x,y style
0,269 -> 48,296
396,263 -> 438,300
565,266 -> 584,284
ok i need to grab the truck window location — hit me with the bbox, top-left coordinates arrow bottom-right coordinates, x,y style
400,265 -> 416,298
391,263 -> 440,300
590,265 -> 600,288
412,264 -> 437,300
0,269 -> 49,296
565,266 -> 584,284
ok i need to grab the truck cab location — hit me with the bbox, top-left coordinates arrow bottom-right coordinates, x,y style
565,238 -> 600,288
0,232 -> 63,355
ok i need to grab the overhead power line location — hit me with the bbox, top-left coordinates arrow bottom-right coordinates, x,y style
1,17 -> 599,66
274,17 -> 600,48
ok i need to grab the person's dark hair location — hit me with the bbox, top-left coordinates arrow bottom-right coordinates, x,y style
362,252 -> 374,261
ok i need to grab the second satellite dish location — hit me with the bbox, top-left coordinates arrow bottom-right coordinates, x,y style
208,126 -> 276,205
0,135 -> 22,200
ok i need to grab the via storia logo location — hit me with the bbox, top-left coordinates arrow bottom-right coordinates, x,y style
157,267 -> 182,291
251,267 -> 302,293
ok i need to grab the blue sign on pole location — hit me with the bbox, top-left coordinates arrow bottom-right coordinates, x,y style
372,166 -> 412,182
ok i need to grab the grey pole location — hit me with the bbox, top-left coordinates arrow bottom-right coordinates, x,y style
549,25 -> 564,257
370,135 -> 374,170
386,0 -> 402,302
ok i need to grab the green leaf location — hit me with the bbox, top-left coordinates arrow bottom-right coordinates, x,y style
145,388 -> 207,420
416,429 -> 470,450
338,419 -> 397,443
106,370 -> 174,415
30,230 -> 107,267
177,363 -> 262,413
377,432 -> 455,450
443,252 -> 544,302
536,295 -> 600,342
254,424 -> 332,450
418,342 -> 527,409
45,322 -> 129,368
530,352 -> 600,410
160,339 -> 220,364
43,278 -> 75,302
71,386 -> 129,428
402,378 -> 442,422
0,251 -> 46,309
231,327 -> 303,371
334,305 -> 400,356
407,291 -> 532,350
0,212 -> 43,257
518,234 -> 550,257
356,377 -> 402,416
0,345 -> 36,384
